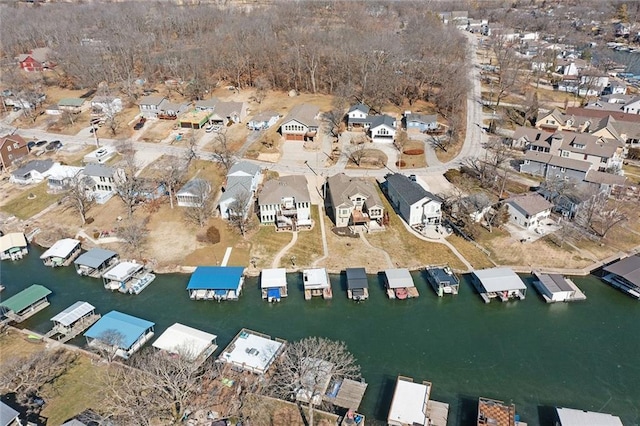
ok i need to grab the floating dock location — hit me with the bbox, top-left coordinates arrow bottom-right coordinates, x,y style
533,271 -> 587,303
425,266 -> 459,297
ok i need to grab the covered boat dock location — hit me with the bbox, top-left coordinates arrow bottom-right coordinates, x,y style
384,268 -> 419,300
261,268 -> 288,302
0,284 -> 52,323
187,266 -> 245,301
472,267 -> 527,303
45,301 -> 100,342
102,261 -> 155,294
0,232 -> 28,261
40,238 -> 81,267
152,322 -> 218,363
84,310 -> 155,359
387,376 -> 449,426
218,328 -> 285,374
425,266 -> 459,297
601,255 -> 640,299
533,271 -> 586,303
346,268 -> 369,301
74,248 -> 118,277
303,268 -> 332,300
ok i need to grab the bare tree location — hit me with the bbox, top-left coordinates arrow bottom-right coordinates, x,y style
488,35 -> 524,108
183,179 -> 213,228
227,190 -> 252,236
63,174 -> 94,225
116,218 -> 149,257
113,151 -> 144,217
268,337 -> 361,426
211,132 -> 235,174
575,191 -> 627,238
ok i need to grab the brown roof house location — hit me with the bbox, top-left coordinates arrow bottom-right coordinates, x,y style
504,193 -> 553,230
280,104 -> 320,141
0,134 -> 29,170
326,173 -> 385,230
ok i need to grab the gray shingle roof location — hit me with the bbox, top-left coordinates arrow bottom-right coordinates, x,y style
385,173 -> 438,206
228,161 -> 261,177
506,193 -> 553,216
348,103 -> 369,114
177,178 -> 211,196
370,114 -> 396,129
12,159 -> 54,176
327,173 -> 383,209
138,95 -> 165,106
83,163 -> 114,178
259,175 -> 310,206
282,104 -> 320,127
523,151 -> 592,172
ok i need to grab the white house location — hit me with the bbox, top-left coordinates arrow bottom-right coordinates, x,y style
247,111 -> 280,131
218,162 -> 262,220
385,173 -> 441,228
91,96 -> 123,115
258,175 -> 312,229
83,163 -> 117,204
138,95 -> 166,118
46,164 -> 83,192
176,178 -> 211,208
504,193 -> 553,230
369,115 -> 397,143
623,97 -> 640,114
346,103 -> 371,128
10,160 -> 55,185
280,104 -> 321,141
404,112 -> 438,133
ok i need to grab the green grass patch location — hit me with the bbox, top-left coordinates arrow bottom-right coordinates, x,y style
250,224 -> 295,269
281,205 -> 323,268
2,182 -> 61,219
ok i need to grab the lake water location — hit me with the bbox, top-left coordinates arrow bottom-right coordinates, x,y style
1,247 -> 639,425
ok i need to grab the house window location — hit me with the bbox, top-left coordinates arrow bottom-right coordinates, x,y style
600,157 -> 607,163
561,151 -> 569,157
7,145 -> 11,152
13,143 -> 19,149
584,154 -> 588,160
550,165 -> 556,169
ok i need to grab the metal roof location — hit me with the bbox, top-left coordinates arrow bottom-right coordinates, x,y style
152,322 -> 216,360
387,378 -> 430,425
84,310 -> 154,350
303,268 -> 330,290
0,232 -> 27,253
556,407 -> 623,426
74,248 -> 117,269
40,238 -> 81,260
0,401 -> 19,426
51,301 -> 95,327
346,268 -> 369,290
473,268 -> 527,292
603,255 -> 640,288
187,266 -> 245,290
102,262 -> 143,281
535,273 -> 574,293
384,268 -> 415,289
261,268 -> 287,289
0,284 -> 51,314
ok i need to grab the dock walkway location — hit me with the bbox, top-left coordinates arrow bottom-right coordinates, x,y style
44,313 -> 101,343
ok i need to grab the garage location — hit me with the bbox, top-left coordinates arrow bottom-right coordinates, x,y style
285,133 -> 305,141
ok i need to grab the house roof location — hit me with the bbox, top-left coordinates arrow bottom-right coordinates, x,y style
228,161 -> 261,177
1,284 -> 51,313
0,232 -> 27,253
327,173 -> 383,210
259,175 -> 310,206
213,101 -> 246,119
187,266 -> 245,291
584,169 -> 627,186
58,98 -> 85,107
102,262 -> 143,282
346,267 -> 368,290
91,95 -> 121,104
177,178 -> 211,197
370,114 -> 396,129
566,107 -> 640,123
250,110 -> 279,122
303,268 -> 330,290
473,268 -> 527,292
555,407 -> 623,426
152,322 -> 216,360
0,134 -> 27,150
51,301 -> 95,327
405,113 -> 437,124
138,95 -> 165,107
506,193 -> 553,216
385,173 -> 439,206
282,103 -> 320,128
387,378 -> 430,425
40,238 -> 81,260
603,255 -> 640,287
348,103 -> 370,114
47,164 -> 83,180
194,98 -> 219,109
384,268 -> 414,289
17,47 -> 53,63
12,159 -> 55,177
523,151 -> 592,172
83,163 -> 115,178
84,310 -> 154,350
261,268 -> 287,289
74,248 -> 117,269
0,401 -> 19,426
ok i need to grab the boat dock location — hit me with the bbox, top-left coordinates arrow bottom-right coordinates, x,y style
425,265 -> 460,297
533,271 -> 587,303
44,314 -> 101,343
0,285 -> 52,323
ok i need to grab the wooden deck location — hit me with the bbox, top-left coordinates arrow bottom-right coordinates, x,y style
4,300 -> 50,323
326,378 -> 368,410
44,313 -> 101,343
407,287 -> 420,298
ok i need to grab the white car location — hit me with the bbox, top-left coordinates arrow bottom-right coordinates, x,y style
205,124 -> 221,133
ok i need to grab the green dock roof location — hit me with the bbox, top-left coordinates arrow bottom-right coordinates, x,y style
1,284 -> 52,313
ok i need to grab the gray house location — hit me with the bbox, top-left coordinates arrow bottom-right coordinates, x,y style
384,173 -> 441,228
218,162 -> 262,220
520,151 -> 592,182
325,173 -> 384,229
258,175 -> 312,230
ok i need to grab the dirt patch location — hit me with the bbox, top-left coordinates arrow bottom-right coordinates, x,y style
345,148 -> 387,169
403,148 -> 424,155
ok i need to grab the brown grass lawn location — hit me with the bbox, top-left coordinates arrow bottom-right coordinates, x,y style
244,126 -> 282,160
345,148 -> 388,169
367,191 -> 466,270
185,159 -> 225,189
317,214 -> 391,273
399,140 -> 427,169
447,235 -> 495,269
434,111 -> 466,164
279,205 -> 323,268
140,119 -> 176,142
623,163 -> 640,182
249,224 -> 295,270
1,181 -> 61,219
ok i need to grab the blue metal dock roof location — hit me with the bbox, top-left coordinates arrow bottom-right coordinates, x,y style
84,310 -> 154,350
186,266 -> 244,291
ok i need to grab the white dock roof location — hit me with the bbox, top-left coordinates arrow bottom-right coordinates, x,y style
51,301 -> 95,327
385,268 -> 415,289
0,232 -> 27,253
40,238 -> 80,259
102,261 -> 143,281
261,268 -> 287,289
152,323 -> 217,360
220,330 -> 283,374
556,407 -> 623,426
303,268 -> 330,290
473,267 -> 526,292
387,378 -> 430,425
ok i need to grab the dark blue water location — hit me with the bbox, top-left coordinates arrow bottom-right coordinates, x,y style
1,247 -> 639,425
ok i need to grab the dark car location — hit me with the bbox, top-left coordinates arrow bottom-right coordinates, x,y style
45,140 -> 62,151
133,121 -> 145,130
89,127 -> 97,133
27,141 -> 36,151
35,140 -> 48,147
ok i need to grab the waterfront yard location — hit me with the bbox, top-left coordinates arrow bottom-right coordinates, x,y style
249,225 -> 294,270
1,181 -> 61,220
447,235 -> 495,269
277,205 -> 324,268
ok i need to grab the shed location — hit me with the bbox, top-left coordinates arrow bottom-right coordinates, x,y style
74,248 -> 118,276
0,401 -> 19,426
472,268 -> 527,303
84,310 -> 155,359
0,284 -> 52,322
187,266 -> 245,301
0,232 -> 28,261
555,407 -> 623,426
387,376 -> 431,426
346,267 -> 369,301
40,238 -> 81,267
152,322 -> 218,362
260,268 -> 288,302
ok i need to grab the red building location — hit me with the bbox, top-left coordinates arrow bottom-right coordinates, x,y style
0,134 -> 29,170
17,48 -> 55,72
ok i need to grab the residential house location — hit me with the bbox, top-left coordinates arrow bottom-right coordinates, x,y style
603,80 -> 627,95
520,151 -> 592,182
10,159 -> 55,184
84,310 -> 155,359
369,115 -> 397,143
176,178 -> 211,208
218,161 -> 262,220
138,95 -> 166,118
209,101 -> 248,125
2,91 -> 46,110
346,103 -> 371,129
17,47 -> 55,72
555,407 -> 623,426
194,98 -> 219,112
504,193 -> 553,230
614,22 -> 630,38
280,104 -> 321,141
622,97 -> 640,114
538,184 -> 592,219
91,96 -> 123,115
83,163 -> 117,204
387,376 -> 449,426
247,111 -> 280,131
0,134 -> 29,170
384,173 -> 441,228
57,98 -> 85,113
325,173 -> 384,229
403,112 -> 438,133
584,169 -> 629,194
258,175 -> 312,230
46,163 -> 83,192
451,193 -> 493,223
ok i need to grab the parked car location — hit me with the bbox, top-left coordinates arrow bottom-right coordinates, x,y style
35,140 -> 48,147
45,140 -> 62,151
134,121 -> 145,130
27,141 -> 36,151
